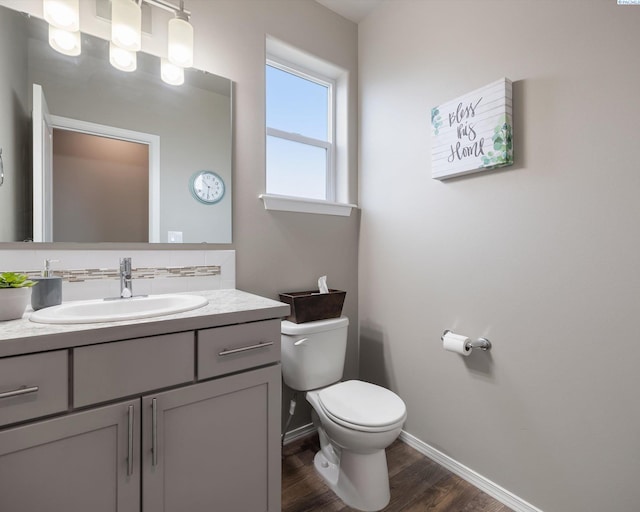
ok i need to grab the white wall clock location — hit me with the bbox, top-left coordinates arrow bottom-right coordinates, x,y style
189,170 -> 225,205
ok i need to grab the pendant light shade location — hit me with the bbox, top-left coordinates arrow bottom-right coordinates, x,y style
48,25 -> 81,56
111,0 -> 142,51
161,58 -> 185,86
109,43 -> 137,72
167,13 -> 193,68
43,0 -> 79,31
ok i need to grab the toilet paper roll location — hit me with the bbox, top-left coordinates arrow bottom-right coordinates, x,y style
442,331 -> 472,356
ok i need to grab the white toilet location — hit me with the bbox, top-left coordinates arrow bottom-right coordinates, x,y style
281,316 -> 407,512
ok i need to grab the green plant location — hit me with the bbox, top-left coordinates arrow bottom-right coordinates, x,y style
0,272 -> 36,289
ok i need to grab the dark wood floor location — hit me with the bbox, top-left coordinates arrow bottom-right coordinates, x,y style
282,434 -> 513,512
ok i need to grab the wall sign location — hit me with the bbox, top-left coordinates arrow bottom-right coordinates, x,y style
431,78 -> 513,180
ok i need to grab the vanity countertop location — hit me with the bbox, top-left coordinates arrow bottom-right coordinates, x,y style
0,289 -> 290,358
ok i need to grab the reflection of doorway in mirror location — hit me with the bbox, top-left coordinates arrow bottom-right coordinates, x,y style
52,130 -> 150,243
32,85 -> 161,243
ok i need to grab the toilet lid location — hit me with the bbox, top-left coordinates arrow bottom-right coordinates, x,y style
317,380 -> 406,431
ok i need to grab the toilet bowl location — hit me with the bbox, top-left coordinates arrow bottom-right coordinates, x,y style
281,317 -> 407,511
307,380 -> 406,511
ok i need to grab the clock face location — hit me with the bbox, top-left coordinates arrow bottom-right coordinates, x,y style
190,171 -> 225,204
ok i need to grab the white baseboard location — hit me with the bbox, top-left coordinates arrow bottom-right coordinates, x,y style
283,423 -> 316,445
282,425 -> 542,512
399,431 -> 543,512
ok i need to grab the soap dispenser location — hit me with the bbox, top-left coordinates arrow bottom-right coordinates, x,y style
31,259 -> 62,311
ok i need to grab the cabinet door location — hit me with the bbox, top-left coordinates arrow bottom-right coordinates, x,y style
0,400 -> 140,512
142,364 -> 281,512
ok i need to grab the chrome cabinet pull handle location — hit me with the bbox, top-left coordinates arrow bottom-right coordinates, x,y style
218,341 -> 273,357
0,385 -> 39,400
152,398 -> 158,467
127,405 -> 134,476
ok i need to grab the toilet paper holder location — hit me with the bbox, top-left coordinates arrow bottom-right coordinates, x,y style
441,330 -> 492,351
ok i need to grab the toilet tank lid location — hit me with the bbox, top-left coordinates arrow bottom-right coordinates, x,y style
281,316 -> 349,335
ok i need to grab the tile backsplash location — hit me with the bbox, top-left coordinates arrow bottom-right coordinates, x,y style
0,249 -> 235,301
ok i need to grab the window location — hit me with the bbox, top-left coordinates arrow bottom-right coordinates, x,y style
266,59 -> 335,202
261,37 -> 356,216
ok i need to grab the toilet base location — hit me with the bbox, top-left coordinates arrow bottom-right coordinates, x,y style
313,448 -> 391,512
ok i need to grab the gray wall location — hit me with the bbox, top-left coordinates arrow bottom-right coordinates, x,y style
194,0 -> 360,429
0,10 -> 28,241
359,1 -> 640,511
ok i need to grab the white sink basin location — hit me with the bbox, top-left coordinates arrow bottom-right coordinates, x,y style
29,294 -> 209,324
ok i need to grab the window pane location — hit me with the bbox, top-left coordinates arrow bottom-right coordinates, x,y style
266,65 -> 328,141
266,135 -> 327,200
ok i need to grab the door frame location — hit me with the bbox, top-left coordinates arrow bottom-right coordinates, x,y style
33,82 -> 161,243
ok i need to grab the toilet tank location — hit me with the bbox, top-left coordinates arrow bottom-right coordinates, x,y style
281,317 -> 349,391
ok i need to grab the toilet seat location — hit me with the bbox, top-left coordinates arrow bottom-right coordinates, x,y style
317,380 -> 406,433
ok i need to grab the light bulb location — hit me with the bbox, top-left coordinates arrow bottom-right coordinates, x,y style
48,25 -> 81,56
43,0 -> 79,31
161,58 -> 184,86
167,15 -> 193,68
111,0 -> 141,52
109,43 -> 137,72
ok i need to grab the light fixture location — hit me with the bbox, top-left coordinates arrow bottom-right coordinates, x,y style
111,0 -> 142,52
48,25 -> 81,56
161,58 -> 184,86
43,0 -> 194,85
167,1 -> 193,68
109,43 -> 137,72
43,0 -> 79,31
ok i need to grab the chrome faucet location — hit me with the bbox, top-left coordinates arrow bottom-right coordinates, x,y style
119,257 -> 133,298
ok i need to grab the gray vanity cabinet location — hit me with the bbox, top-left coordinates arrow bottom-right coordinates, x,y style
0,313 -> 283,512
142,364 -> 281,512
0,399 -> 140,512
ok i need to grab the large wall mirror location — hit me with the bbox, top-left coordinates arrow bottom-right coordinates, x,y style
0,3 -> 232,244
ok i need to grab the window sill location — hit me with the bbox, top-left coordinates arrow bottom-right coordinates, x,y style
259,194 -> 357,217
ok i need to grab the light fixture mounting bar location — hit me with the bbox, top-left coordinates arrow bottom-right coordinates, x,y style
142,0 -> 190,17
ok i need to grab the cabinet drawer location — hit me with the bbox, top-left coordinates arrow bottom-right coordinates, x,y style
0,350 -> 68,427
74,332 -> 194,408
198,320 -> 280,380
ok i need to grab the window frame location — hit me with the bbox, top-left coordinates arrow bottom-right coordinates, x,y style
265,57 -> 337,202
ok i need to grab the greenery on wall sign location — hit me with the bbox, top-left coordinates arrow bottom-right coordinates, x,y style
431,107 -> 443,136
481,114 -> 513,168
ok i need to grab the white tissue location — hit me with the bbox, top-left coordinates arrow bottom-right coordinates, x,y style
318,275 -> 329,294
442,331 -> 472,356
